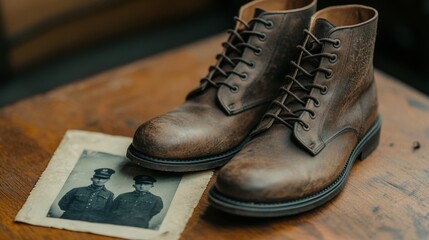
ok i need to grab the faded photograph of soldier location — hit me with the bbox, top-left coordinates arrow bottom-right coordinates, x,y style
47,150 -> 181,231
109,175 -> 163,228
58,168 -> 115,223
57,171 -> 164,228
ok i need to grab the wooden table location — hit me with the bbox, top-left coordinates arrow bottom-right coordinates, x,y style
1,34 -> 429,240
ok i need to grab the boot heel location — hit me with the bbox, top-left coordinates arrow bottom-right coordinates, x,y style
357,121 -> 381,161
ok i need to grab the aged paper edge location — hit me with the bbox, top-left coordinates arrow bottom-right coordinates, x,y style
15,130 -> 213,240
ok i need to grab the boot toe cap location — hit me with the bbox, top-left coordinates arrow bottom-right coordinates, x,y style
132,116 -> 198,159
132,113 -> 241,159
215,153 -> 313,203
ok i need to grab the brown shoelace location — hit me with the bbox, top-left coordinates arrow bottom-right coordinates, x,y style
262,30 -> 340,131
199,16 -> 273,93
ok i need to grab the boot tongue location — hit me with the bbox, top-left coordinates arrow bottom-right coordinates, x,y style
192,6 -> 265,101
253,8 -> 266,17
311,18 -> 336,39
294,18 -> 336,86
272,19 -> 336,126
253,19 -> 338,134
211,7 -> 265,82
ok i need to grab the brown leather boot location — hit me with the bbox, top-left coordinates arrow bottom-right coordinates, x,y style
209,5 -> 381,216
127,0 -> 317,172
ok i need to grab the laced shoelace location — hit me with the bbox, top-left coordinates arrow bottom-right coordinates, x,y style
199,16 -> 273,92
262,29 -> 340,130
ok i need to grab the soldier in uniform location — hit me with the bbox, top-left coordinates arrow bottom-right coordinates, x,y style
109,175 -> 163,228
58,168 -> 115,223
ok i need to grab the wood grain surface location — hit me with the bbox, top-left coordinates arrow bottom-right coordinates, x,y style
1,34 -> 429,240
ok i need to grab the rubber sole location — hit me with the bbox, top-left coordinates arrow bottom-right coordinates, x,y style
208,116 -> 381,217
126,138 -> 250,172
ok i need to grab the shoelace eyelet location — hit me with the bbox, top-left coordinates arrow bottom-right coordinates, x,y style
248,61 -> 256,69
310,112 -> 316,119
240,73 -> 248,81
265,20 -> 274,29
254,47 -> 263,56
314,99 -> 320,107
329,54 -> 337,63
302,124 -> 310,131
259,33 -> 267,41
321,86 -> 328,95
333,39 -> 341,48
325,71 -> 333,79
231,85 -> 240,93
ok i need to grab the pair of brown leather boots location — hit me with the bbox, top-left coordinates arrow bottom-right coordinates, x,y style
127,0 -> 381,217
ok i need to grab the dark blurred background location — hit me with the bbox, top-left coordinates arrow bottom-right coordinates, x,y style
0,0 -> 428,106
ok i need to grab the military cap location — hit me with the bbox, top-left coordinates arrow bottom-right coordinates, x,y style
93,168 -> 115,179
133,175 -> 157,184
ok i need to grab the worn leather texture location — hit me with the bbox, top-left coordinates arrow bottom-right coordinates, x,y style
132,0 -> 317,159
216,5 -> 379,202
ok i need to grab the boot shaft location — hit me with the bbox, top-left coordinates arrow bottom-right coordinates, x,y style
253,4 -> 379,155
298,5 -> 379,155
188,0 -> 317,115
310,5 -> 378,98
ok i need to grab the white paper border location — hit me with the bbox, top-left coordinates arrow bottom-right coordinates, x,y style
15,130 -> 213,240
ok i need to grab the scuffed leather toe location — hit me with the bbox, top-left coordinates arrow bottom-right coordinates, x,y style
132,114 -> 215,159
131,102 -> 257,159
215,129 -> 310,202
215,148 -> 311,203
215,125 -> 355,203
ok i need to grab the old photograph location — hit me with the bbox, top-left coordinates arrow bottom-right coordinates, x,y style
15,130 -> 213,240
47,150 -> 182,230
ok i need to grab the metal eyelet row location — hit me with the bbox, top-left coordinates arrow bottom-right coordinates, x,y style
230,20 -> 274,95
304,39 -> 341,131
